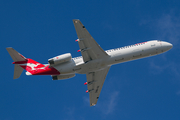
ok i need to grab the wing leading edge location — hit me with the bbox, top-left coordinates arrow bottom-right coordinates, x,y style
73,19 -> 109,63
86,66 -> 111,106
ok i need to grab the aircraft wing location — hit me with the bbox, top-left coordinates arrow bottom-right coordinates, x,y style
86,66 -> 111,106
73,19 -> 109,63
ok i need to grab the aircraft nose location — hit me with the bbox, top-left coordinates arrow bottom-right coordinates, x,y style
162,42 -> 173,51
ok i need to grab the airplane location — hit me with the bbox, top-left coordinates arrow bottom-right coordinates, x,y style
6,19 -> 173,106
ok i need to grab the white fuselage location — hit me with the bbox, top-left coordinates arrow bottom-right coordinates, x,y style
53,40 -> 172,75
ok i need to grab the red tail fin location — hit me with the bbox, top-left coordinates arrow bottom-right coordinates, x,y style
13,58 -> 60,75
13,58 -> 45,72
7,47 -> 60,78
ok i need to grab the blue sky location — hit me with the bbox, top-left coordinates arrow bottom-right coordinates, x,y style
1,0 -> 180,120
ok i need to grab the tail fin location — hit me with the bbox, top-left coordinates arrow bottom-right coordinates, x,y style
7,47 -> 60,78
6,47 -> 45,79
6,47 -> 26,79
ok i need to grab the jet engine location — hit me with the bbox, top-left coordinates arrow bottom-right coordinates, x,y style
48,53 -> 72,65
52,74 -> 75,80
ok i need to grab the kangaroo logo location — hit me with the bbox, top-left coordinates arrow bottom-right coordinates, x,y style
20,63 -> 41,70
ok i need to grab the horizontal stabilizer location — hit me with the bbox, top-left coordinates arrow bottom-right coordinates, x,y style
14,64 -> 24,79
6,47 -> 26,79
6,47 -> 26,62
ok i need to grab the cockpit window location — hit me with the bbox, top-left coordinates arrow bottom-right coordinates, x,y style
157,40 -> 162,42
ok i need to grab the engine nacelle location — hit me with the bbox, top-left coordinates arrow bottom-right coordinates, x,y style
48,53 -> 72,65
52,74 -> 75,80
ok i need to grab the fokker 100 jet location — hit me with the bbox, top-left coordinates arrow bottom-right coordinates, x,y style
6,19 -> 173,106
